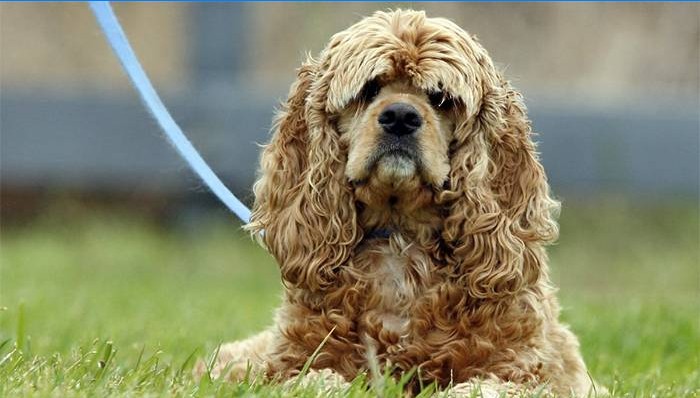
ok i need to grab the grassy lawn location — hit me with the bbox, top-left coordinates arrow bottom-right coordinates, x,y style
1,200 -> 698,397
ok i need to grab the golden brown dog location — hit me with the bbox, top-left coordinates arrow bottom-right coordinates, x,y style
197,9 -> 603,397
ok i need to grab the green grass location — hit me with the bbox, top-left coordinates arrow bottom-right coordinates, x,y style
1,200 -> 698,397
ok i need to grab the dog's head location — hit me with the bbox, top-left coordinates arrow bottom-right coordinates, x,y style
249,10 -> 559,296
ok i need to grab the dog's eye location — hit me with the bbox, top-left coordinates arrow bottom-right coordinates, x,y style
428,91 -> 455,110
359,79 -> 381,103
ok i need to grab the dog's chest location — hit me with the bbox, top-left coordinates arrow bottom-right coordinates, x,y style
353,239 -> 434,335
373,251 -> 414,331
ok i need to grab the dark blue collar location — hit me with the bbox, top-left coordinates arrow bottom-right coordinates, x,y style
364,228 -> 394,240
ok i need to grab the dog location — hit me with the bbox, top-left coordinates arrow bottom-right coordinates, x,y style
196,9 -> 603,397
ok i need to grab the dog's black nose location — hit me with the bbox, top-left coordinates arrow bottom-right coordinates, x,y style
378,102 -> 422,136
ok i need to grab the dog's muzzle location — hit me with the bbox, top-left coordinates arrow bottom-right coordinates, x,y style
366,102 -> 423,169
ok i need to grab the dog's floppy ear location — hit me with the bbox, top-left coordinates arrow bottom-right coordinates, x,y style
441,71 -> 559,300
248,57 -> 360,292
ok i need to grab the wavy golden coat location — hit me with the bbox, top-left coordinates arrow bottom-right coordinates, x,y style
199,10 -> 601,397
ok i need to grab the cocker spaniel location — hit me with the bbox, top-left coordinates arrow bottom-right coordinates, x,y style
197,9 -> 602,397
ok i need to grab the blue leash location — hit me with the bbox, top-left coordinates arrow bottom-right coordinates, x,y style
89,1 -> 252,224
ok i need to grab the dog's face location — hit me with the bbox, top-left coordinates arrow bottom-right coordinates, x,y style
338,78 -> 457,209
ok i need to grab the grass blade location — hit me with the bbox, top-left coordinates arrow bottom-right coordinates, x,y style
291,326 -> 336,390
16,303 -> 25,353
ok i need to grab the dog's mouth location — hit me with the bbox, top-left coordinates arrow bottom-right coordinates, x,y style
365,138 -> 421,182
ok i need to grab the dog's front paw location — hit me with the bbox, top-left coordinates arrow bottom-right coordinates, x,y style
284,368 -> 350,392
193,331 -> 275,382
192,342 -> 262,382
446,379 -> 540,398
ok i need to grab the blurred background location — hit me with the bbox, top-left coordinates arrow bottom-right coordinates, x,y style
2,3 -> 698,217
0,2 -> 698,388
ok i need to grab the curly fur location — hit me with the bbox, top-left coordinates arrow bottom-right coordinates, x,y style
197,10 -> 603,397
